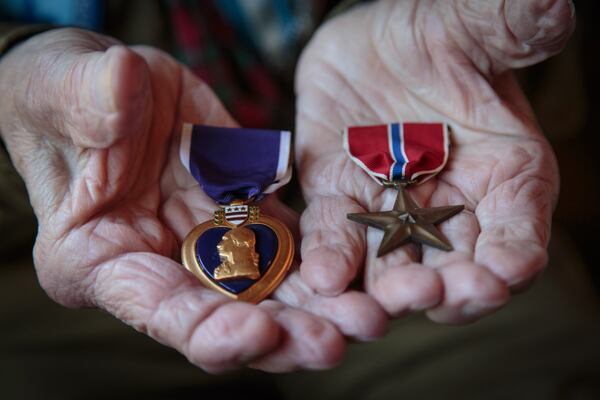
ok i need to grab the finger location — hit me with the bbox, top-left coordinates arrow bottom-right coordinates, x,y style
419,165 -> 545,323
446,0 -> 575,75
89,252 -> 282,373
251,300 -> 346,372
365,260 -> 443,317
299,195 -> 368,296
0,33 -> 153,221
426,261 -> 510,324
260,195 -> 300,244
475,175 -> 554,288
3,28 -> 150,149
415,193 -> 484,321
274,271 -> 388,341
294,78 -> 381,297
65,45 -> 151,148
420,179 -> 480,267
362,186 -> 443,316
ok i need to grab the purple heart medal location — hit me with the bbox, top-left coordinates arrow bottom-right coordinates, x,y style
179,124 -> 294,303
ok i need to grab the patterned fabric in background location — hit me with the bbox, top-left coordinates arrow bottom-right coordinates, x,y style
167,0 -> 316,127
0,0 -> 324,128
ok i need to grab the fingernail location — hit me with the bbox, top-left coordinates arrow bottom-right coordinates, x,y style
92,50 -> 116,113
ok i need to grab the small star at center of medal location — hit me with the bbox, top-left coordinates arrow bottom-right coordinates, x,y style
398,213 -> 416,224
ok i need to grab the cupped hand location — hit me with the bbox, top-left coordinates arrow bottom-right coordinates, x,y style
0,28 -> 387,373
295,0 -> 574,323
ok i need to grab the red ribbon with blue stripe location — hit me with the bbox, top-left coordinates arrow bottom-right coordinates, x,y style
343,122 -> 449,184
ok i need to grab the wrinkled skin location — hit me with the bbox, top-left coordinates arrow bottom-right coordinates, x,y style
0,30 -> 387,373
296,0 -> 574,323
0,0 -> 574,374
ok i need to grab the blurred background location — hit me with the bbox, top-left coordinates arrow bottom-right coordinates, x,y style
0,0 -> 599,399
522,0 -> 600,292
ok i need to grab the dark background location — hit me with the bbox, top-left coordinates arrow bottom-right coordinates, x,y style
524,0 -> 600,290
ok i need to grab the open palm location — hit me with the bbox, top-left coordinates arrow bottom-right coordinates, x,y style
0,29 -> 387,373
295,0 -> 574,323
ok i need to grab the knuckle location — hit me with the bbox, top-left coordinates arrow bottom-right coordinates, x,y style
299,319 -> 344,368
187,304 -> 276,370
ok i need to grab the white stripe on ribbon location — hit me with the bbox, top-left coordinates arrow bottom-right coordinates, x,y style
387,123 -> 397,182
263,130 -> 292,194
179,123 -> 193,174
399,123 -> 409,177
407,123 -> 450,183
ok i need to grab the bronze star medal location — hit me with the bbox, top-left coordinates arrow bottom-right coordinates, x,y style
348,183 -> 463,257
344,122 -> 464,257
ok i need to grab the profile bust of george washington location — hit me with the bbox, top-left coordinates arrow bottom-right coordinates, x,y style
214,227 -> 260,281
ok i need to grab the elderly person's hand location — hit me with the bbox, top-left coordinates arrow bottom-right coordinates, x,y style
295,0 -> 574,323
0,28 -> 387,373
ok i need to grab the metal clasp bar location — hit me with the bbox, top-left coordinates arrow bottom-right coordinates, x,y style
381,178 -> 416,189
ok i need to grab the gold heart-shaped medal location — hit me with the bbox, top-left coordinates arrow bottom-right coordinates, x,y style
181,203 -> 294,303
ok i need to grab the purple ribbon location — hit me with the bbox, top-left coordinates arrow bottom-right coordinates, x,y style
180,124 -> 291,204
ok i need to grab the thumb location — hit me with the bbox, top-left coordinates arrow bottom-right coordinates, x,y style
62,45 -> 151,148
448,0 -> 575,74
1,28 -> 150,150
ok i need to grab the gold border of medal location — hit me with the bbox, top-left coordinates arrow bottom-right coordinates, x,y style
181,212 -> 294,303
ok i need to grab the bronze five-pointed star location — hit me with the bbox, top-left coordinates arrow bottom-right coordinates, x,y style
347,186 -> 464,257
